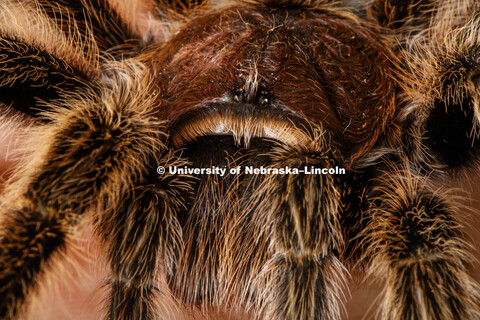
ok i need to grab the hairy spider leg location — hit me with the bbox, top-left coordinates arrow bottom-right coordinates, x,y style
364,161 -> 480,320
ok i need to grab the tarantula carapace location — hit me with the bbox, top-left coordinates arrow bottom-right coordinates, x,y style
1,0 -> 480,319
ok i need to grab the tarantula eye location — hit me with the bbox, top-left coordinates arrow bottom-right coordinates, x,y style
231,84 -> 272,105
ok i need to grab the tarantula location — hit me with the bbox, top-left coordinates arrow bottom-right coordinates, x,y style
1,0 -> 480,319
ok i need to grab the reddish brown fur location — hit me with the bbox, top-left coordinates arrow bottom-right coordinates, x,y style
1,0 -> 480,320
150,4 -> 398,162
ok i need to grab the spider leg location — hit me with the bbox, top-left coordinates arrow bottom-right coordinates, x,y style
251,137 -> 346,320
369,0 -> 434,31
97,158 -> 192,320
0,64 -> 177,319
364,162 -> 480,320
36,0 -> 147,57
0,31 -> 94,117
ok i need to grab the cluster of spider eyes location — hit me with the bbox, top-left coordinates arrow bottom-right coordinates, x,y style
232,87 -> 271,105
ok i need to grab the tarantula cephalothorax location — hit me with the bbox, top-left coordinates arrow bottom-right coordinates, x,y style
1,0 -> 480,319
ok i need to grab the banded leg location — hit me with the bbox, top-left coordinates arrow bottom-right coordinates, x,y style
37,0 -> 146,56
99,160 -> 192,320
0,0 -> 151,118
0,67 -> 164,319
369,0 -> 434,30
261,253 -> 345,320
365,167 -> 480,319
0,32 -> 94,117
254,139 -> 345,320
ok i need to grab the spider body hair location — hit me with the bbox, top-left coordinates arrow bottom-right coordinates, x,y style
1,0 -> 480,319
